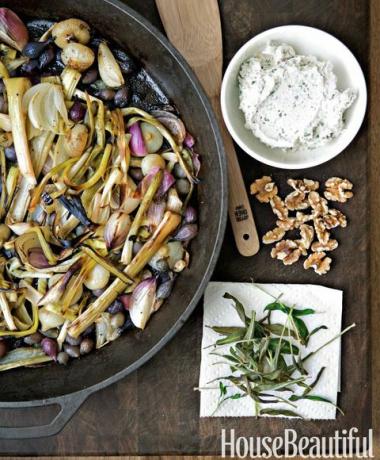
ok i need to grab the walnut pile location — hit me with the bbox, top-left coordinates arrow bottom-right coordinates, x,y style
251,177 -> 353,275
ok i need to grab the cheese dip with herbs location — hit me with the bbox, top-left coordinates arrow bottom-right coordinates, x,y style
238,42 -> 356,150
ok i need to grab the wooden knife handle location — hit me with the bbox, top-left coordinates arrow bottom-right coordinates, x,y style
211,97 -> 260,256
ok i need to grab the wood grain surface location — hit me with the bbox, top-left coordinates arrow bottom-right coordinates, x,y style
0,0 -> 378,457
157,0 -> 260,256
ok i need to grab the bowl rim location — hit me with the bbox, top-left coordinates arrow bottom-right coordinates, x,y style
220,24 -> 368,169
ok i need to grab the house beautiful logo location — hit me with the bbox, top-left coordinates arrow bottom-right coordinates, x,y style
221,428 -> 374,458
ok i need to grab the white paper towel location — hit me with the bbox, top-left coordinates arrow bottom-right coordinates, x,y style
199,282 -> 343,419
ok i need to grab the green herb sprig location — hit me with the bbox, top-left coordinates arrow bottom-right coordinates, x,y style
204,292 -> 355,418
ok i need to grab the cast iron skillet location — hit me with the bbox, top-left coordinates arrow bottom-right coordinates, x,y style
0,0 -> 227,439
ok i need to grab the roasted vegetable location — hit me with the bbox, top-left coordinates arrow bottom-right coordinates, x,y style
68,211 -> 181,337
98,42 -> 124,88
4,78 -> 35,184
0,10 -> 200,371
0,8 -> 29,52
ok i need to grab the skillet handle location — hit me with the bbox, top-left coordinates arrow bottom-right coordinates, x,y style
0,392 -> 89,439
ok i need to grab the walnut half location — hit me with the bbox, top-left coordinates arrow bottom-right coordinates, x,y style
250,175 -> 352,275
311,239 -> 339,252
288,178 -> 319,193
270,195 -> 288,220
271,240 -> 301,265
263,227 -> 286,244
297,224 -> 314,255
284,190 -> 309,211
250,176 -> 278,203
304,252 -> 332,275
324,177 -> 353,203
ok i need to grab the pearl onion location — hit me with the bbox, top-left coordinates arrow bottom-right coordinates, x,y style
141,154 -> 165,176
140,122 -> 163,153
84,264 -> 110,290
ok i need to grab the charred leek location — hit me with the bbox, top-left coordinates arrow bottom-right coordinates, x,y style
68,211 -> 181,337
4,77 -> 35,184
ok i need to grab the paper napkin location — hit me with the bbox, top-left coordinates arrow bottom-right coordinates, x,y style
199,282 -> 343,419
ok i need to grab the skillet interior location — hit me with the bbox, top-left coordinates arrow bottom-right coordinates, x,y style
0,0 -> 227,401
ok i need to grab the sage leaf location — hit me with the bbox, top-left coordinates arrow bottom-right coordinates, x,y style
223,292 -> 248,325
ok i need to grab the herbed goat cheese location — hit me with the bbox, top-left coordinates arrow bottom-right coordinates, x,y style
238,42 -> 356,150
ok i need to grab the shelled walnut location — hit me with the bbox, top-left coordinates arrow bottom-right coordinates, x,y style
277,217 -> 296,231
263,227 -> 286,244
250,175 -> 353,275
323,209 -> 347,229
288,178 -> 319,193
270,196 -> 288,220
324,177 -> 353,203
285,190 -> 309,211
271,240 -> 301,265
304,252 -> 332,275
297,224 -> 314,255
311,239 -> 339,252
314,218 -> 330,245
250,176 -> 278,203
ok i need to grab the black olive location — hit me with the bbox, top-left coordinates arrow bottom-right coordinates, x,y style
0,340 -> 8,358
69,101 -> 86,122
129,168 -> 143,182
97,88 -> 116,101
4,146 -> 17,162
24,332 -> 43,346
38,46 -> 55,69
114,85 -> 130,108
65,334 -> 81,346
22,41 -> 49,59
107,299 -> 124,314
21,59 -> 39,75
157,279 -> 174,300
82,68 -> 98,85
0,95 -> 8,114
80,337 -> 94,355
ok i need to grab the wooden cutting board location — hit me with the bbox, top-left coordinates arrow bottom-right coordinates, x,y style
0,0 -> 376,456
156,0 -> 260,257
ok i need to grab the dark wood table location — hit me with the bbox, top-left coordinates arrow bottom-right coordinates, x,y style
0,0 -> 377,456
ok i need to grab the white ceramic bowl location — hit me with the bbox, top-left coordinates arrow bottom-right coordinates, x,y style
221,25 -> 367,169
